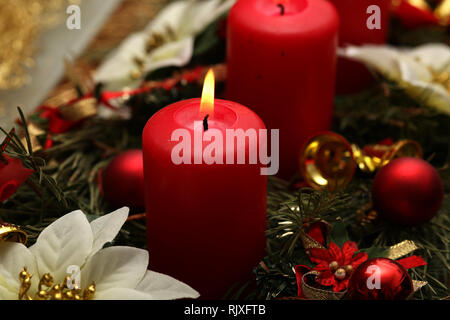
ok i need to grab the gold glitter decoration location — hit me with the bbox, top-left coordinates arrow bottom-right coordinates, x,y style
299,221 -> 331,254
301,271 -> 346,300
0,0 -> 70,90
413,280 -> 428,292
19,122 -> 46,153
19,267 -> 95,300
387,240 -> 420,260
59,97 -> 98,122
386,240 -> 429,294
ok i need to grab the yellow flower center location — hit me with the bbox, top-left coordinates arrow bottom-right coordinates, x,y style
18,267 -> 95,300
431,70 -> 450,93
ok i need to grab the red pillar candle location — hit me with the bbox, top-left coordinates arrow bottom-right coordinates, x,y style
330,0 -> 391,94
142,71 -> 267,299
226,0 -> 339,179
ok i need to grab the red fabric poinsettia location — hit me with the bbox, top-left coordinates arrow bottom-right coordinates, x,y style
309,241 -> 368,292
0,155 -> 34,202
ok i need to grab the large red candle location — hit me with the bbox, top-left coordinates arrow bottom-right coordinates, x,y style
142,71 -> 267,299
330,0 -> 391,94
226,0 -> 339,179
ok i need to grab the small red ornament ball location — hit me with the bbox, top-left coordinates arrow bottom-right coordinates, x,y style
347,258 -> 413,300
102,149 -> 145,209
372,158 -> 444,226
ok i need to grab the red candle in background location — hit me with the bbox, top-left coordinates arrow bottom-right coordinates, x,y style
226,0 -> 339,179
142,70 -> 267,299
330,0 -> 391,94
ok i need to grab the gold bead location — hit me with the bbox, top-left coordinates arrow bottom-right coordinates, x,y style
329,261 -> 339,272
344,265 -> 354,275
334,268 -> 346,280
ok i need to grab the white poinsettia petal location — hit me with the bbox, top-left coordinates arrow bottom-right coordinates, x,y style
95,0 -> 235,92
409,43 -> 450,72
0,242 -> 38,299
146,0 -> 192,34
81,246 -> 148,292
341,44 -> 450,115
94,32 -> 147,86
339,45 -> 403,80
136,270 -> 200,300
398,58 -> 450,115
94,287 -> 155,300
404,80 -> 450,115
399,57 -> 433,83
145,38 -> 194,71
29,210 -> 93,281
175,0 -> 234,37
89,207 -> 129,257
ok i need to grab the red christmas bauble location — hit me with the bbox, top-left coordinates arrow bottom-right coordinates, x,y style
372,158 -> 444,226
102,149 -> 145,209
347,258 -> 413,300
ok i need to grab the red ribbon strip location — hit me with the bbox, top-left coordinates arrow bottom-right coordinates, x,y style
397,255 -> 428,270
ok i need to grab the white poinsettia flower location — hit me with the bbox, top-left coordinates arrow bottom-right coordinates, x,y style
339,44 -> 450,115
95,0 -> 235,90
0,207 -> 199,300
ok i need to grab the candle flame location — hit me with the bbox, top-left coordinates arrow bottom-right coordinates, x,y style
199,68 -> 215,117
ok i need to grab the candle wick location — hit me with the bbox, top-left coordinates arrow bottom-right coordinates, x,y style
203,114 -> 209,131
277,3 -> 285,16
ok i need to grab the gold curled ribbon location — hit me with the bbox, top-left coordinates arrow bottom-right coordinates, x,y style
0,223 -> 28,245
353,140 -> 423,173
299,132 -> 423,192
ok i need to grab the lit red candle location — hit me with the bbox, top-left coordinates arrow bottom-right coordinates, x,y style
330,0 -> 391,93
142,70 -> 267,298
226,0 -> 339,179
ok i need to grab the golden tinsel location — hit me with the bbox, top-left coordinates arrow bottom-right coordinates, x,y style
0,0 -> 72,90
